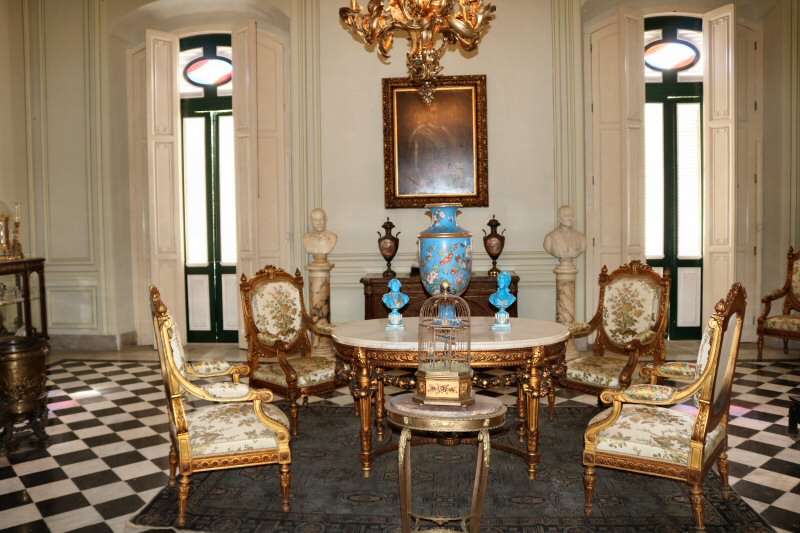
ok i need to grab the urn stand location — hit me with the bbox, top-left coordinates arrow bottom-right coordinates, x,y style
0,336 -> 50,450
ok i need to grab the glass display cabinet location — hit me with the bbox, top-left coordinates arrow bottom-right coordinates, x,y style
0,258 -> 47,339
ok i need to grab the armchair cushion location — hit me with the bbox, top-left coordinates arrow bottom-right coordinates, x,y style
253,357 -> 337,388
202,382 -> 251,399
602,277 -> 659,345
252,280 -> 303,346
589,404 -> 725,465
793,258 -> 800,298
764,314 -> 800,332
566,355 -> 647,388
187,402 -> 289,457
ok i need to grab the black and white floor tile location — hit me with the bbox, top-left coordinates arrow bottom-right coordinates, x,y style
0,349 -> 798,532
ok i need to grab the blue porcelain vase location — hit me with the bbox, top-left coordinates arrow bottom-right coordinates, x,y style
417,203 -> 472,296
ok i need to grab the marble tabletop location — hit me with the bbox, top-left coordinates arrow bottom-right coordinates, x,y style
332,316 -> 569,351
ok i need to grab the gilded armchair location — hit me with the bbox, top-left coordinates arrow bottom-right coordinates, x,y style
583,283 -> 746,531
566,260 -> 671,398
149,286 -> 291,527
240,265 -> 340,436
757,246 -> 800,360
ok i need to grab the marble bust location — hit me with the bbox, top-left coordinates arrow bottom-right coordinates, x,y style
543,205 -> 586,261
303,208 -> 338,262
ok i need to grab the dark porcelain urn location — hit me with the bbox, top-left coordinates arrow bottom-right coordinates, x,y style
482,215 -> 506,277
378,218 -> 400,278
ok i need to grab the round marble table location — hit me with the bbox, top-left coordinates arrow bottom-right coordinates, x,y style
386,394 -> 507,533
332,316 -> 569,479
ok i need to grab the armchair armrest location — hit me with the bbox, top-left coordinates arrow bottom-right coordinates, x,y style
186,360 -> 250,381
303,312 -> 335,337
762,287 -> 787,304
200,381 -> 275,403
759,287 -> 788,324
569,321 -> 593,336
642,361 -> 696,382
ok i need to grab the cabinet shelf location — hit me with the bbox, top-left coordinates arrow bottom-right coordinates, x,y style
0,258 -> 47,339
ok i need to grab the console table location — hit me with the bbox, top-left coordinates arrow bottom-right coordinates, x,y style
359,272 -> 519,319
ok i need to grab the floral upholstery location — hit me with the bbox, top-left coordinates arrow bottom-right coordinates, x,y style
589,403 -> 725,465
570,322 -> 591,335
253,357 -> 336,388
202,382 -> 251,399
653,361 -> 697,379
634,330 -> 655,344
186,402 -> 289,457
602,277 -> 659,345
764,314 -> 800,332
566,355 -> 646,388
695,327 -> 712,375
167,314 -> 187,377
188,360 -> 231,375
622,384 -> 675,402
792,258 -> 800,299
315,322 -> 335,334
251,280 -> 303,346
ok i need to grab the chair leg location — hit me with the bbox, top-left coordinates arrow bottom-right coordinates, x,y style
178,473 -> 191,527
757,334 -> 764,361
289,392 -> 299,437
690,482 -> 705,531
583,465 -> 596,516
168,445 -> 178,487
788,396 -> 799,435
548,387 -> 556,422
280,463 -> 291,512
717,451 -> 730,498
784,338 -> 789,354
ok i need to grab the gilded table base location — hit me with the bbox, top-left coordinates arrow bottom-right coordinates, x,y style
336,341 -> 566,480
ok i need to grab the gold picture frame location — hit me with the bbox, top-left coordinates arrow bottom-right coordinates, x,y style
383,75 -> 489,208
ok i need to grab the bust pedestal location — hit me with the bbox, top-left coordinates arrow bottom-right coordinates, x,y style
554,259 -> 578,357
306,256 -> 334,358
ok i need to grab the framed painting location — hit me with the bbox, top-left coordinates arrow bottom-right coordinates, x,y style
382,75 -> 488,208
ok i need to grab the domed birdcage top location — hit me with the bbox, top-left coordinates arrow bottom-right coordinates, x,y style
418,281 -> 472,375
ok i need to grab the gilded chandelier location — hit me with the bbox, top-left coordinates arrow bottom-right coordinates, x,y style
339,0 -> 495,104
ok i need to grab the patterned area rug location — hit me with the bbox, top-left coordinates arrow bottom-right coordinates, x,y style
130,405 -> 773,532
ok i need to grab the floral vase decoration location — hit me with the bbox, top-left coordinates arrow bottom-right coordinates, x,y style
417,203 -> 472,297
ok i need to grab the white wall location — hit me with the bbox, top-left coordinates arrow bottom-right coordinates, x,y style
0,0 -> 30,251
4,0 -> 793,345
320,0 -> 564,323
761,0 -> 793,298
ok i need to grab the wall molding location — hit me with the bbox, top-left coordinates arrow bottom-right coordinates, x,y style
290,0 -> 322,273
329,251 -> 559,289
791,0 -> 800,244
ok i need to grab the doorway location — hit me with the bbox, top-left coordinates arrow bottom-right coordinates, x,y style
643,16 -> 704,340
180,34 -> 238,343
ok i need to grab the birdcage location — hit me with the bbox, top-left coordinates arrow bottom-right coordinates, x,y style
413,281 -> 474,406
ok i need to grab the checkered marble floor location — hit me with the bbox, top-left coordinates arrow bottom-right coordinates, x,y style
0,354 -> 798,532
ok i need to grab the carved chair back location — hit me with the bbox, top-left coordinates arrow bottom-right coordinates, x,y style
688,283 -> 746,442
149,286 -> 188,442
782,247 -> 800,314
240,266 -> 312,358
594,260 -> 670,359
